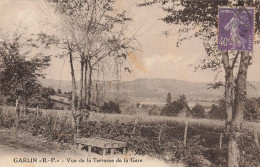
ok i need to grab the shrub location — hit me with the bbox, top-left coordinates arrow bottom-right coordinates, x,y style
191,104 -> 205,118
161,94 -> 189,116
100,101 -> 121,114
208,99 -> 226,120
244,98 -> 260,122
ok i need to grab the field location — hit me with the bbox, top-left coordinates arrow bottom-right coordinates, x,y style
0,106 -> 260,166
2,106 -> 257,133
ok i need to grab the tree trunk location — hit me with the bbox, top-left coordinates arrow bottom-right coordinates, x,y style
78,57 -> 85,110
96,82 -> 99,105
228,51 -> 250,167
69,49 -> 78,134
222,51 -> 234,130
96,63 -> 100,105
233,51 -> 250,126
69,50 -> 76,111
87,60 -> 92,106
83,57 -> 88,107
15,97 -> 20,127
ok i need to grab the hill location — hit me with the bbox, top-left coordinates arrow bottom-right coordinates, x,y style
40,78 -> 260,104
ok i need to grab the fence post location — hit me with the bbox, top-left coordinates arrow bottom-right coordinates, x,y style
219,133 -> 223,149
159,126 -> 163,142
133,118 -> 138,133
184,121 -> 188,146
254,127 -> 260,152
54,114 -> 58,130
36,106 -> 39,118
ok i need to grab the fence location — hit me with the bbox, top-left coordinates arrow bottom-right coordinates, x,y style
130,118 -> 260,151
1,105 -> 260,152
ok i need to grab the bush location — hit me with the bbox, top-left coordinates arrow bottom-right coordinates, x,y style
244,97 -> 260,122
191,104 -> 205,118
0,107 -> 259,166
0,110 -> 15,128
161,94 -> 189,116
100,101 -> 121,114
208,99 -> 226,120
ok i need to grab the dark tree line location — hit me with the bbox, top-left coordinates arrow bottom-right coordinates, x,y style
0,30 -> 51,124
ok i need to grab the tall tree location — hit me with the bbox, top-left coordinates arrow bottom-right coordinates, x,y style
37,33 -> 80,132
42,0 -> 138,134
0,30 -> 51,124
191,103 -> 205,118
166,92 -> 172,105
139,0 -> 260,166
48,0 -> 137,107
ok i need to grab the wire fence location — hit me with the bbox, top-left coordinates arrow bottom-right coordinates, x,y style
1,105 -> 259,151
129,120 -> 260,151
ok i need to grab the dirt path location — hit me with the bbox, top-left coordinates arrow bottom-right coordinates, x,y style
0,128 -> 184,167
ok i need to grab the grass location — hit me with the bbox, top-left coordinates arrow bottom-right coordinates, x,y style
1,105 -> 259,134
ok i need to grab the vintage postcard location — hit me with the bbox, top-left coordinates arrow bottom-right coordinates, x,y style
0,0 -> 260,167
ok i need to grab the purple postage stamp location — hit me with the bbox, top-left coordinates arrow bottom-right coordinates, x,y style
218,7 -> 254,51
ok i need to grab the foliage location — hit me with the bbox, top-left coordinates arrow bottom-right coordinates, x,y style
139,0 -> 260,72
0,30 -> 51,104
148,105 -> 160,116
161,94 -> 190,116
0,108 -> 15,128
138,1 -> 260,165
244,97 -> 260,122
26,87 -> 56,109
136,103 -> 140,108
191,104 -> 205,118
166,92 -> 172,106
208,99 -> 226,120
0,109 -> 259,166
100,101 -> 121,114
57,89 -> 62,94
42,0 -> 138,108
43,87 -> 56,95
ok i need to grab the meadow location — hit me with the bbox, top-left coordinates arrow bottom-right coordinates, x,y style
0,105 -> 259,166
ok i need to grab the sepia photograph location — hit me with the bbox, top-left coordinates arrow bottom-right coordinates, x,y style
0,0 -> 259,166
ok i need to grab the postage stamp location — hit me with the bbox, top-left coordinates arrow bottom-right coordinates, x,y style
218,7 -> 254,51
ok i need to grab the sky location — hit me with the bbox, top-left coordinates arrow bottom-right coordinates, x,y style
0,0 -> 260,82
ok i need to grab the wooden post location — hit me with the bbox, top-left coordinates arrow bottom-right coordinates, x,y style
88,145 -> 92,153
36,106 -> 39,118
132,118 -> 138,133
77,143 -> 83,150
54,115 -> 58,130
254,128 -> 260,152
158,126 -> 163,142
110,148 -> 115,155
219,133 -> 223,149
184,121 -> 188,146
103,149 -> 106,156
123,148 -> 126,155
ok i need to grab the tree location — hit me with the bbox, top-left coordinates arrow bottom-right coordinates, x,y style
100,101 -> 121,114
136,102 -> 140,108
40,0 -> 137,134
166,92 -> 172,106
139,0 -> 260,166
161,94 -> 189,116
26,87 -> 55,109
57,88 -> 62,94
244,97 -> 260,122
0,30 -> 51,123
47,0 -> 137,108
208,99 -> 227,120
191,103 -> 205,118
